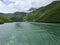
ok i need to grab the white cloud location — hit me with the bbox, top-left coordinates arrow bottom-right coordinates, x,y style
0,0 -> 55,13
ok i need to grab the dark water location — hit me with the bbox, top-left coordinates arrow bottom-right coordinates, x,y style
0,22 -> 60,45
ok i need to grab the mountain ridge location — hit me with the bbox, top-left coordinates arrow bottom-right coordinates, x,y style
23,1 -> 60,23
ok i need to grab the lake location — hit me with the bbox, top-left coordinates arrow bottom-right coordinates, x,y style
0,22 -> 60,45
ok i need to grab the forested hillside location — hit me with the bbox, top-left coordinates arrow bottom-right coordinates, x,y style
0,12 -> 26,24
23,1 -> 60,23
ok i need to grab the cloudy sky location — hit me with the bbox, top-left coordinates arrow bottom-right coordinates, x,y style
0,0 -> 55,13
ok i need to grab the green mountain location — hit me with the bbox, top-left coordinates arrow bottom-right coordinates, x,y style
0,16 -> 12,24
23,1 -> 60,23
0,12 -> 26,24
28,8 -> 37,11
10,12 -> 26,22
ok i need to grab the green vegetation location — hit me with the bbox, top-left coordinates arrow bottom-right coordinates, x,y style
0,1 -> 60,24
10,12 -> 26,22
0,16 -> 13,24
0,12 -> 26,24
23,1 -> 60,23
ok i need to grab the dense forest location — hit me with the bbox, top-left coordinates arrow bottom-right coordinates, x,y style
23,1 -> 60,23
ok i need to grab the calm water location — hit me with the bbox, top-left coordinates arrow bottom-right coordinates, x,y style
0,22 -> 60,45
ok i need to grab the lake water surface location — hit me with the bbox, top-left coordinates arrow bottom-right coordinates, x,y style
0,22 -> 60,45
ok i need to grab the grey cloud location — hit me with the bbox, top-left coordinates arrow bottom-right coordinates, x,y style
0,0 -> 55,13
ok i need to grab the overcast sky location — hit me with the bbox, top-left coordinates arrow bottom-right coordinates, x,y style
0,0 -> 55,13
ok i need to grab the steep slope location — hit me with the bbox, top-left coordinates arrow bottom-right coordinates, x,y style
0,12 -> 26,22
23,1 -> 60,23
0,16 -> 12,24
38,3 -> 60,23
11,12 -> 26,22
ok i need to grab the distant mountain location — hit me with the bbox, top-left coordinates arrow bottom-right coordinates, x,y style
0,12 -> 26,22
0,13 -> 5,15
28,8 -> 37,11
23,1 -> 60,23
14,12 -> 26,15
11,12 -> 26,22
